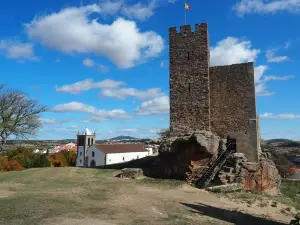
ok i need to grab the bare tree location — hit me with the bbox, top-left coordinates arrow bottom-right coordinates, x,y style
0,85 -> 47,145
157,128 -> 171,139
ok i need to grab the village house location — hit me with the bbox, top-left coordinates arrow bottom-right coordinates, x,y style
76,128 -> 151,168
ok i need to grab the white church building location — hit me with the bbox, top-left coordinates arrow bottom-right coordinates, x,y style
76,128 -> 150,168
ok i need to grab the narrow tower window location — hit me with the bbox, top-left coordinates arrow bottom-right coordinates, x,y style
187,52 -> 190,60
188,83 -> 191,93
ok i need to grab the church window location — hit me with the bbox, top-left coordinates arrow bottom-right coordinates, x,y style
91,138 -> 93,145
80,152 -> 82,156
123,157 -> 125,161
88,138 -> 90,146
92,151 -> 95,157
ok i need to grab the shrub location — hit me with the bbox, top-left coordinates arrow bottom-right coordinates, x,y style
0,155 -> 8,171
2,160 -> 24,171
290,213 -> 300,225
47,151 -> 76,167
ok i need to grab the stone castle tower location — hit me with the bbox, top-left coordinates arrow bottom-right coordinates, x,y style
169,23 -> 260,162
76,128 -> 96,167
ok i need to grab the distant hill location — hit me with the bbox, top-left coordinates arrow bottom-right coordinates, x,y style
109,136 -> 139,141
264,139 -> 300,148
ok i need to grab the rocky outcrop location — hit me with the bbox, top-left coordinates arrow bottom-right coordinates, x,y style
159,130 -> 221,155
217,152 -> 281,194
115,168 -> 144,179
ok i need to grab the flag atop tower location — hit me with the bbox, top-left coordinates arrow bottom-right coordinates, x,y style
185,2 -> 190,10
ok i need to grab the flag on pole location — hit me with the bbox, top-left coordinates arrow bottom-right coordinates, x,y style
185,2 -> 190,10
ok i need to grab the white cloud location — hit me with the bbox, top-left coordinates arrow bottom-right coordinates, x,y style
25,4 -> 164,68
82,58 -> 109,72
56,78 -> 165,100
39,118 -> 71,124
83,58 -> 95,67
284,41 -> 291,49
0,40 -> 39,62
40,118 -> 59,124
210,37 -> 260,66
99,64 -> 109,73
121,1 -> 156,21
260,113 -> 300,119
52,101 -> 131,121
55,58 -> 61,63
261,75 -> 295,82
100,87 -> 164,100
254,65 -> 294,96
233,0 -> 300,16
100,0 -> 157,21
135,96 -> 169,115
99,0 -> 123,16
56,79 -> 125,94
254,65 -> 268,83
266,49 -> 289,63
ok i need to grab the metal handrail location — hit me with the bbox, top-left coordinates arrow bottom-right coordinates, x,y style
199,142 -> 233,180
193,141 -> 232,178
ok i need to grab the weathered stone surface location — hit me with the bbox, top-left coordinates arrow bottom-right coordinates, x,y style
159,130 -> 221,155
243,162 -> 260,172
115,168 -> 143,179
169,24 -> 210,135
207,183 -> 242,193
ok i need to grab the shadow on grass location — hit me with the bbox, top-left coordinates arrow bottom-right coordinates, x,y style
180,202 -> 287,225
96,155 -> 158,170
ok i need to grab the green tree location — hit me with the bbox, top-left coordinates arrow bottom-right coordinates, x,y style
157,128 -> 171,139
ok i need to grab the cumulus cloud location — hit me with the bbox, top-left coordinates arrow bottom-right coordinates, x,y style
266,49 -> 289,63
99,64 -> 109,73
254,65 -> 294,96
135,96 -> 169,115
83,58 -> 95,67
210,36 -> 294,97
260,113 -> 300,119
56,79 -> 125,94
99,0 -> 123,16
25,4 -> 164,68
52,101 -> 131,121
56,78 -> 165,100
0,40 -> 39,62
100,87 -> 165,100
39,118 -> 71,124
233,0 -> 300,16
210,37 -> 260,66
99,0 -> 157,21
39,118 -> 59,124
82,58 -> 109,72
121,1 -> 156,21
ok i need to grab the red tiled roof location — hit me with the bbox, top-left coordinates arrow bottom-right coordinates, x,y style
94,144 -> 147,153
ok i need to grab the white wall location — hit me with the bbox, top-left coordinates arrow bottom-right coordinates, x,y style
76,146 -> 85,167
86,146 -> 105,167
145,147 -> 153,155
105,151 -> 149,165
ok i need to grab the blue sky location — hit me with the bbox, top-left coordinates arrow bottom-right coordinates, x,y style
1,0 -> 300,140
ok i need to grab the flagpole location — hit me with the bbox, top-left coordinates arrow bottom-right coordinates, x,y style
184,2 -> 186,25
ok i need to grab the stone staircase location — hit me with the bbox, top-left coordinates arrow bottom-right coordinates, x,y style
196,142 -> 235,188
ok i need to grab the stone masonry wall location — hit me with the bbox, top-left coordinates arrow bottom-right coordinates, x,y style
169,23 -> 210,136
209,62 -> 259,161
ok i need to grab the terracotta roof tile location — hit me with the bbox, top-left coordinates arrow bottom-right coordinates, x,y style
94,144 -> 147,153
